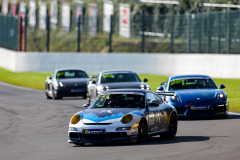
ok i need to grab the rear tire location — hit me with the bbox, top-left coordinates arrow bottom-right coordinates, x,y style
138,119 -> 148,142
160,113 -> 178,138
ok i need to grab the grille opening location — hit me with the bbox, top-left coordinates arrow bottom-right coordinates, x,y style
186,110 -> 214,115
82,133 -> 110,140
175,107 -> 186,114
69,132 -> 79,139
113,132 -> 127,138
213,105 -> 226,112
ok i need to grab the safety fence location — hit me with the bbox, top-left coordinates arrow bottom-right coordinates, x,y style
0,15 -> 19,51
1,10 -> 240,53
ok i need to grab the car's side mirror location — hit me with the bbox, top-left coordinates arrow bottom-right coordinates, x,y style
220,84 -> 225,89
157,86 -> 164,91
148,102 -> 159,108
47,76 -> 52,80
89,80 -> 96,84
92,80 -> 96,84
83,103 -> 90,107
143,78 -> 148,82
160,82 -> 166,85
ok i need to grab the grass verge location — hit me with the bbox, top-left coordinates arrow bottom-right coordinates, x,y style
0,67 -> 239,112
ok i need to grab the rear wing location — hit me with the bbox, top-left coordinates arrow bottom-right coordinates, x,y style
155,91 -> 176,97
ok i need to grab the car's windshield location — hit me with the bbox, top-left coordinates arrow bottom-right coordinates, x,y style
90,92 -> 145,108
168,78 -> 217,90
56,70 -> 88,79
100,73 -> 141,83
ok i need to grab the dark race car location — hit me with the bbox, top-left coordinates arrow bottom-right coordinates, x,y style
156,75 -> 228,118
45,68 -> 89,99
86,70 -> 150,103
68,89 -> 178,145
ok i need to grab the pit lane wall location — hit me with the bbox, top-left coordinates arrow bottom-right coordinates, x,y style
0,47 -> 239,79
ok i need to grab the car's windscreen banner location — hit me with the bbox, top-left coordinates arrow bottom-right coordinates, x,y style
172,77 -> 210,81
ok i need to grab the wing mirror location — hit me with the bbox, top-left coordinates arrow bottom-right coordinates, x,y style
220,84 -> 225,89
143,78 -> 148,82
47,76 -> 52,80
160,82 -> 166,85
148,102 -> 159,108
157,86 -> 164,91
89,80 -> 96,84
83,103 -> 90,107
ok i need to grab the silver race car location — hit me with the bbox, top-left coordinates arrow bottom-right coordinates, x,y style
68,89 -> 178,145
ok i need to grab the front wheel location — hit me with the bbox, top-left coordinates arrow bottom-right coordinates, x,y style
45,92 -> 51,99
51,85 -> 61,100
160,113 -> 178,138
138,119 -> 148,142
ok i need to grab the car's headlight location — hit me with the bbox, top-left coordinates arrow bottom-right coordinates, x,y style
69,127 -> 78,131
54,81 -> 59,87
98,86 -> 109,92
121,114 -> 133,124
116,127 -> 131,131
71,114 -> 81,124
54,81 -> 64,87
59,82 -> 64,87
170,96 -> 181,102
216,93 -> 226,101
140,84 -> 150,90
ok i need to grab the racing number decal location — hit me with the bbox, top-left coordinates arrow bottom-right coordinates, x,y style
149,111 -> 163,132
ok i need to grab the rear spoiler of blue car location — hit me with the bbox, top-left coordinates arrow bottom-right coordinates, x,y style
155,91 -> 176,96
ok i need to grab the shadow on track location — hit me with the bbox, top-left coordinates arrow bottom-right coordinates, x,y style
72,135 -> 213,147
179,114 -> 240,121
48,97 -> 86,100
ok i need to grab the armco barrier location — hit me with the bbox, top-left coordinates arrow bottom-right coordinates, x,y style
0,47 -> 239,79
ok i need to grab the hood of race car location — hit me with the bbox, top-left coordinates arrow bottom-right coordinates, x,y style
82,108 -> 142,123
176,89 -> 217,102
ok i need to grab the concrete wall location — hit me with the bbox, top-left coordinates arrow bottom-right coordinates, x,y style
0,47 -> 239,78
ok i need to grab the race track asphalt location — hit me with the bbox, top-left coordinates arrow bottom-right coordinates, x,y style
1,82 -> 240,160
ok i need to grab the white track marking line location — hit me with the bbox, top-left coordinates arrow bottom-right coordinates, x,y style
229,112 -> 240,115
0,81 -> 44,93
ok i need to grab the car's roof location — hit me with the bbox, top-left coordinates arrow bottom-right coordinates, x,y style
100,70 -> 135,74
103,89 -> 149,94
55,68 -> 85,72
169,74 -> 211,80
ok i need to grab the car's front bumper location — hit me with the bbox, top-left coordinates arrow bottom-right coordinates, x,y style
54,88 -> 87,97
172,102 -> 228,118
68,132 -> 138,144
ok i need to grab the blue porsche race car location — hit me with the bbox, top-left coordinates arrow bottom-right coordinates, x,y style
156,75 -> 228,118
68,89 -> 178,145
